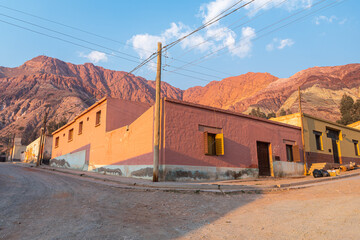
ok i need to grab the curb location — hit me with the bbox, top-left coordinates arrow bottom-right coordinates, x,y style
13,163 -> 360,195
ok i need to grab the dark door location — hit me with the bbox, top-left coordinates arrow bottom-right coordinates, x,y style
331,139 -> 340,163
327,129 -> 340,164
257,141 -> 271,176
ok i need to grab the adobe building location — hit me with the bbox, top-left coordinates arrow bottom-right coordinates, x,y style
51,97 -> 304,181
271,113 -> 360,167
9,137 -> 26,162
24,135 -> 53,164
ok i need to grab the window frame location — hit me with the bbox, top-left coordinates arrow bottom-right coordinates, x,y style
95,110 -> 101,126
313,130 -> 323,151
204,131 -> 224,156
286,144 -> 294,162
55,136 -> 59,148
68,128 -> 74,142
78,121 -> 83,135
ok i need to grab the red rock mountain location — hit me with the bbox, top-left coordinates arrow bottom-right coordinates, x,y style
0,56 -> 182,147
0,56 -> 359,149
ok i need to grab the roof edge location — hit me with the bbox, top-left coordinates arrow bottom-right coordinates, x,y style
52,97 -> 107,135
163,98 -> 301,130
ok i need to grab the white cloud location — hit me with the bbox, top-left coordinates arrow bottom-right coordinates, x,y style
266,38 -> 294,51
315,15 -> 337,25
128,0 -> 309,67
266,43 -> 274,52
339,18 -> 347,25
245,0 -> 313,14
79,51 -> 108,63
229,27 -> 256,58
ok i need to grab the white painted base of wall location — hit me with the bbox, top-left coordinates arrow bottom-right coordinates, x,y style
160,165 -> 259,181
51,150 -> 87,171
273,161 -> 305,177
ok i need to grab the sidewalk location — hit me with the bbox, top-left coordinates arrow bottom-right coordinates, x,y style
13,162 -> 360,194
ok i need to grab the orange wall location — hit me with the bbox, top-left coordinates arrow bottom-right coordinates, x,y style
106,98 -> 151,132
52,99 -> 154,170
52,100 -> 107,164
96,106 -> 154,167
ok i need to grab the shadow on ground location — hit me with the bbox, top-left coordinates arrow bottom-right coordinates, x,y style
0,163 -> 262,240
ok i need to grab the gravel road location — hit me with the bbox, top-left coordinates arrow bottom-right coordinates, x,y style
0,163 -> 257,240
1,163 -> 360,240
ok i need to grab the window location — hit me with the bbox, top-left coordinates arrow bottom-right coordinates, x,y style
95,111 -> 101,126
204,132 -> 224,156
55,137 -> 59,148
353,140 -> 359,156
68,128 -> 74,142
313,131 -> 323,150
78,121 -> 83,135
286,144 -> 294,162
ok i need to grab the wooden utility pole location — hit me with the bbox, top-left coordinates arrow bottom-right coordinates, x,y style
298,87 -> 307,175
153,42 -> 162,182
36,111 -> 48,167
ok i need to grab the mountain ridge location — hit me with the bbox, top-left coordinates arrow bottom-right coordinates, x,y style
0,55 -> 359,148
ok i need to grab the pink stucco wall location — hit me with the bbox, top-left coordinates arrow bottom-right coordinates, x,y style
162,99 -> 303,169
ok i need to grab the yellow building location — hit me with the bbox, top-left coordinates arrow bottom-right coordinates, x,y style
348,121 -> 360,129
271,113 -> 360,166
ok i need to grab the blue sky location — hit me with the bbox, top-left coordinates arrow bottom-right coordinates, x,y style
0,0 -> 358,90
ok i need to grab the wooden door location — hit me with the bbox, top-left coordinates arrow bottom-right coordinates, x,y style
257,141 -> 271,176
332,139 -> 340,163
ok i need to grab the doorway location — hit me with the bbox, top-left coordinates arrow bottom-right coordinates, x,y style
326,129 -> 340,164
257,141 -> 271,176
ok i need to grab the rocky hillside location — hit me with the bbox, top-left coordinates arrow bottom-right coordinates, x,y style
187,64 -> 360,121
0,56 -> 182,147
0,55 -> 359,150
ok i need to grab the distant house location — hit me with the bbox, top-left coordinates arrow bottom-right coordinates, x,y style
271,113 -> 360,166
51,97 -> 304,181
24,135 -> 53,164
9,138 -> 26,162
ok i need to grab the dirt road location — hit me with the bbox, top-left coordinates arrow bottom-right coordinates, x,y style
1,163 -> 360,240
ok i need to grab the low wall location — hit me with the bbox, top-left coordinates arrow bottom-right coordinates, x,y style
160,165 -> 259,181
273,161 -> 304,177
50,150 -> 88,171
93,164 -> 154,179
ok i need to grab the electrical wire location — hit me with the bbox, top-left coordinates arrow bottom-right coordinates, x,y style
163,0 -> 255,51
0,3 -> 154,54
166,0 -> 332,75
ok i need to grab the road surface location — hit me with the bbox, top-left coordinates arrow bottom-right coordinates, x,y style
1,163 -> 360,240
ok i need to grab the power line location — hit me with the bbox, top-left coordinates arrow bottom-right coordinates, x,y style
169,0 -> 282,63
163,0 -> 255,51
0,3 -> 154,54
162,0 -> 347,88
0,18 -> 142,64
198,0 -> 344,64
166,0 -> 332,75
0,12 -> 143,61
0,4 -> 239,79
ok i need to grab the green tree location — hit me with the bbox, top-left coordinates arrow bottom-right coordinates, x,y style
47,117 -> 67,134
338,94 -> 355,125
279,108 -> 287,116
249,107 -> 267,119
267,112 -> 276,119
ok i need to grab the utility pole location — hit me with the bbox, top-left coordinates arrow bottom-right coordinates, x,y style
36,111 -> 48,167
298,87 -> 307,175
153,42 -> 162,182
